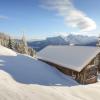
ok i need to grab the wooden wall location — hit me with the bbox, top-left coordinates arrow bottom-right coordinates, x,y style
38,58 -> 98,84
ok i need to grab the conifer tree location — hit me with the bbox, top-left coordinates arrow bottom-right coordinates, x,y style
8,37 -> 13,49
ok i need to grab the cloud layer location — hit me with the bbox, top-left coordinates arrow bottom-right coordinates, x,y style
41,0 -> 96,32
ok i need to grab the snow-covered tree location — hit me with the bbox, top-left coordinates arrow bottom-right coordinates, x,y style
28,47 -> 36,57
21,34 -> 28,54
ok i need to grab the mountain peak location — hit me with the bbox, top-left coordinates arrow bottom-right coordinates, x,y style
28,34 -> 98,51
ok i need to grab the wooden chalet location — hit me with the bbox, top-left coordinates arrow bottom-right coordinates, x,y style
37,46 -> 100,84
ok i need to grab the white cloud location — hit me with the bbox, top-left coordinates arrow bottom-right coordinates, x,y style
0,15 -> 8,20
41,0 -> 96,32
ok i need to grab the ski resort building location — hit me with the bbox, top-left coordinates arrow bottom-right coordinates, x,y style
37,46 -> 100,84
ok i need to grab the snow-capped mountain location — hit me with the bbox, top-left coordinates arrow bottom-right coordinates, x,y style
28,34 -> 98,51
28,36 -> 68,51
64,34 -> 97,45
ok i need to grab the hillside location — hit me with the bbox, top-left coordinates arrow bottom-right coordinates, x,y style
0,45 -> 100,100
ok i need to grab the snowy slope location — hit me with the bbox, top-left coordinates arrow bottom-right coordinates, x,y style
0,45 -> 17,56
0,46 -> 77,86
0,45 -> 100,100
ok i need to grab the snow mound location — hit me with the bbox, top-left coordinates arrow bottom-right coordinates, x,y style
0,45 -> 77,86
0,70 -> 100,100
0,45 -> 17,56
0,54 -> 77,86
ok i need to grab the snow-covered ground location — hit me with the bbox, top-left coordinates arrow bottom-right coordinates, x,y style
0,45 -> 100,100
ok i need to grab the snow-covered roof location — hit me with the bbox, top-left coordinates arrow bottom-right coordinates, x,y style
37,45 -> 100,72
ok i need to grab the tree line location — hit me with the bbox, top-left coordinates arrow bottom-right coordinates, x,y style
0,32 -> 36,57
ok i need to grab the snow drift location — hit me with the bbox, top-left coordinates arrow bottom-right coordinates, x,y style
0,45 -> 77,86
0,45 -> 17,56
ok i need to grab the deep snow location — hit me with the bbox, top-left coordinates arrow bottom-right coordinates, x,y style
37,45 -> 100,72
0,45 -> 100,100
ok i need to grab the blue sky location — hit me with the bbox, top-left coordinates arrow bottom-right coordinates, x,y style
0,0 -> 100,39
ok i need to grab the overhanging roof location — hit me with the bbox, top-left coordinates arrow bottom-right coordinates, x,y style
37,46 -> 100,72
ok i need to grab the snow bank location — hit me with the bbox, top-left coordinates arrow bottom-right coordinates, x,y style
0,53 -> 77,86
0,46 -> 100,100
0,69 -> 100,100
0,45 -> 17,56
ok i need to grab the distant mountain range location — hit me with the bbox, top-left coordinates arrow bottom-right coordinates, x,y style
28,34 -> 98,51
